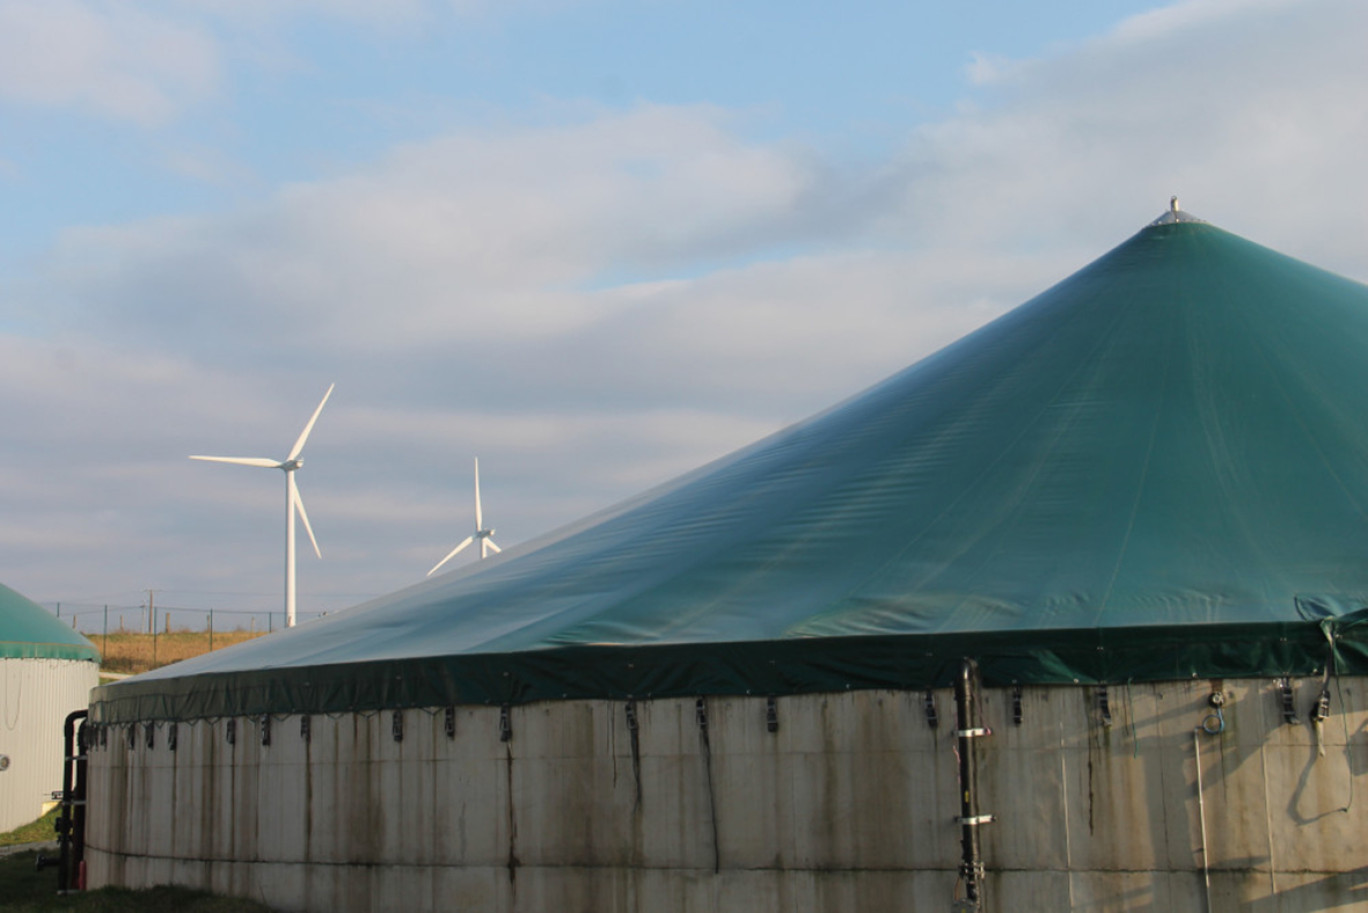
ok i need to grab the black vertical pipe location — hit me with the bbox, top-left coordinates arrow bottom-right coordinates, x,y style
72,717 -> 88,888
956,660 -> 984,909
57,709 -> 88,893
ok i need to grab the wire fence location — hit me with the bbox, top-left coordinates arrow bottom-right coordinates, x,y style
41,602 -> 328,644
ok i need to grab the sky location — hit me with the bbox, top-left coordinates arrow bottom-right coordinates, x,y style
2,0 -> 1366,632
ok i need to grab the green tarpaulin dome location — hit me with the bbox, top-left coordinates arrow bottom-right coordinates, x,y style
93,209 -> 1368,722
1,583 -> 99,662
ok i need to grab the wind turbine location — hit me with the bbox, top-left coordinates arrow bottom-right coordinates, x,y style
428,457 -> 502,576
190,384 -> 334,628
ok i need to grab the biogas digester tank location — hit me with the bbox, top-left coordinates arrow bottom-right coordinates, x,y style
1,584 -> 99,833
88,209 -> 1368,912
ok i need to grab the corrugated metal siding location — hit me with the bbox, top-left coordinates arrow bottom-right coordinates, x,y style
0,658 -> 100,832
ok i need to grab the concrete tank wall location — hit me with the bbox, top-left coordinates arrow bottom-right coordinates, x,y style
85,676 -> 1368,912
0,658 -> 99,832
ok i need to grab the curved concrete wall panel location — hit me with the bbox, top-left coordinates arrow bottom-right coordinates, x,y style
86,678 -> 1368,912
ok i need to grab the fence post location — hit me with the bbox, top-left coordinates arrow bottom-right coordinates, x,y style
103,605 -> 109,657
208,610 -> 214,652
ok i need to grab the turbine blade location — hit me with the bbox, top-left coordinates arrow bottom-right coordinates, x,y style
428,536 -> 474,576
473,457 -> 483,531
486,540 -> 502,554
190,455 -> 282,468
291,474 -> 322,558
288,383 -> 335,461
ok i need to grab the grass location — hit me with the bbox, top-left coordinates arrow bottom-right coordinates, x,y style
1,814 -> 276,911
0,808 -> 58,849
0,853 -> 278,911
97,631 -> 265,676
0,816 -> 275,911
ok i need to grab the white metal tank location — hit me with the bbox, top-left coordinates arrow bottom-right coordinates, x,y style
0,584 -> 100,833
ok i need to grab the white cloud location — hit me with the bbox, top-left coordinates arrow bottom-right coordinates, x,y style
0,0 -> 220,123
877,0 -> 1368,273
185,0 -> 430,26
6,0 -> 1368,619
45,105 -> 821,355
0,0 -> 496,124
1107,0 -> 1302,44
162,145 -> 259,186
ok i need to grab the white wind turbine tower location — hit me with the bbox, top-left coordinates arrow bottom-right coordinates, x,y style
428,457 -> 502,576
190,384 -> 335,628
